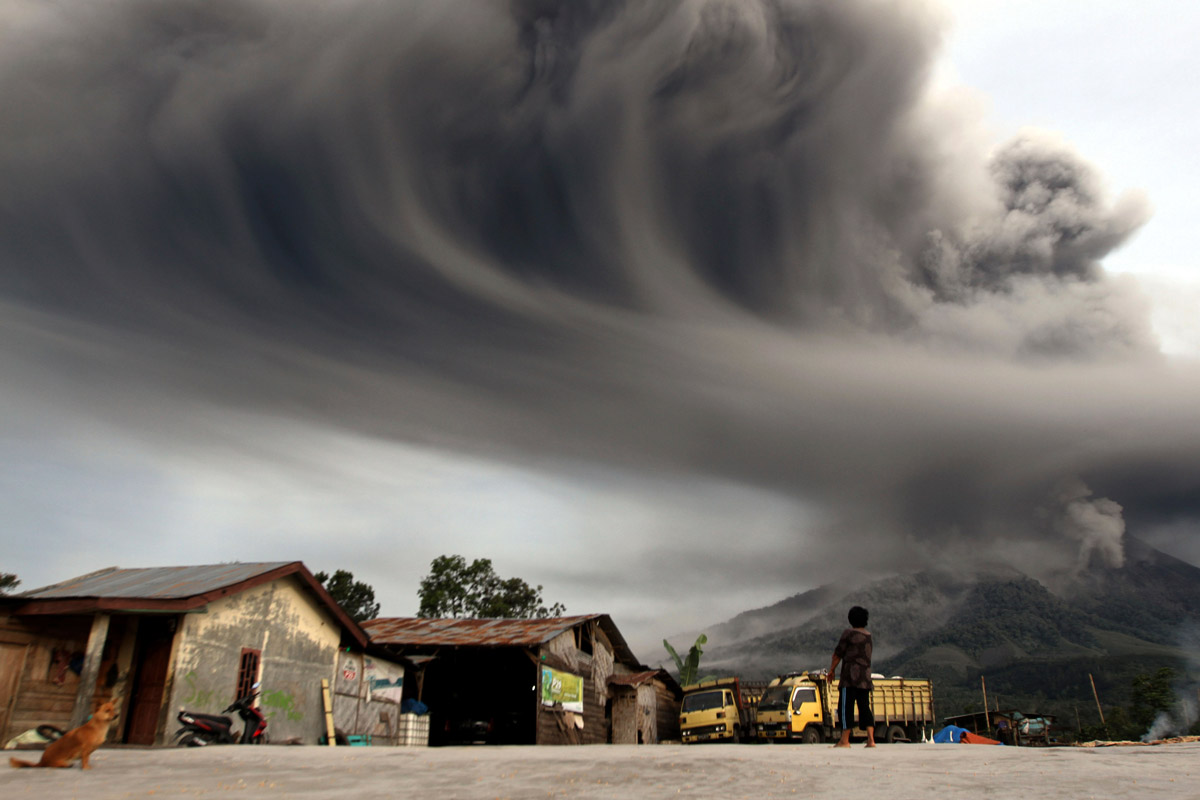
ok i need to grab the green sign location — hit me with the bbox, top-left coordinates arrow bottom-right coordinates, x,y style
540,666 -> 584,713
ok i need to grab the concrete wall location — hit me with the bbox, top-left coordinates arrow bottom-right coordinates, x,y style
165,577 -> 341,744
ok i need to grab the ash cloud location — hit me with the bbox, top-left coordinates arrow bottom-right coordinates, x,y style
0,0 -> 1197,601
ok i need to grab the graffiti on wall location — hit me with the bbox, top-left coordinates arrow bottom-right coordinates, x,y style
181,671 -> 215,708
261,689 -> 303,721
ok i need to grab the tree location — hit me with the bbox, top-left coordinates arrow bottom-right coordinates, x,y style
663,634 -> 708,686
314,569 -> 380,622
1130,667 -> 1176,728
0,572 -> 19,595
417,555 -> 566,619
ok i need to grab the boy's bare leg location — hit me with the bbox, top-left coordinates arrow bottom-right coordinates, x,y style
833,730 -> 851,748
865,728 -> 877,748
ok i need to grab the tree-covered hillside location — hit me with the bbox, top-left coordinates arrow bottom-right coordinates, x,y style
682,539 -> 1200,740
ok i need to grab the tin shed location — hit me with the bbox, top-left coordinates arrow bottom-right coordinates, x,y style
608,669 -> 682,744
362,615 -> 663,745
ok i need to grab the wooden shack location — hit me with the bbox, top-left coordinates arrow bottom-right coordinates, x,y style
608,669 -> 682,744
363,615 -> 676,746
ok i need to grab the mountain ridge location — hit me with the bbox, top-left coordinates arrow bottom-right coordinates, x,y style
679,537 -> 1200,728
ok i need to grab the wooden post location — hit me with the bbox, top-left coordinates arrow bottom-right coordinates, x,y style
69,614 -> 111,729
321,679 -> 336,746
981,676 -> 990,731
1089,673 -> 1106,727
2,644 -> 31,743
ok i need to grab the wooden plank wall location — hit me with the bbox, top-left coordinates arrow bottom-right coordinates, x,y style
0,612 -> 114,743
534,625 -> 614,745
610,686 -> 638,744
653,682 -> 680,742
580,670 -> 607,745
534,671 -> 610,745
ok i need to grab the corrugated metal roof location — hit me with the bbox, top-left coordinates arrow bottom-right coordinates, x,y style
608,670 -> 662,687
362,615 -> 604,647
18,562 -> 297,600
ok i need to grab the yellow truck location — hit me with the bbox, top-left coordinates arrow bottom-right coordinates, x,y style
754,671 -> 934,744
679,677 -> 757,743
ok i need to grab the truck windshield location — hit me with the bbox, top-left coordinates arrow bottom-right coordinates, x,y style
682,691 -> 724,712
758,686 -> 792,712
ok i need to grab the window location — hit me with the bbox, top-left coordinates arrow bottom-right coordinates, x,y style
235,648 -> 261,700
758,686 -> 791,711
681,691 -> 724,712
575,625 -> 593,655
793,688 -> 817,707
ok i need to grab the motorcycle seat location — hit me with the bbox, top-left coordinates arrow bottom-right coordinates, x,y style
187,712 -> 234,727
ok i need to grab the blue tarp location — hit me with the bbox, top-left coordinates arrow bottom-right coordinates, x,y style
933,725 -> 969,743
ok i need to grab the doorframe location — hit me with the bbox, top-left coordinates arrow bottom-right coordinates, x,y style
122,616 -> 179,745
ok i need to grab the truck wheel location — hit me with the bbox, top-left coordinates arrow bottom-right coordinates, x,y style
801,726 -> 822,744
886,725 -> 906,744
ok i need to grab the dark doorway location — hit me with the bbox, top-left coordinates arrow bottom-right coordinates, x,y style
423,649 -> 537,746
123,617 -> 176,744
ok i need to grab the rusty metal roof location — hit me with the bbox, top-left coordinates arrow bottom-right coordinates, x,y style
361,615 -> 603,647
608,670 -> 661,687
362,614 -> 644,669
13,561 -> 370,649
19,562 -> 298,599
609,669 -> 683,696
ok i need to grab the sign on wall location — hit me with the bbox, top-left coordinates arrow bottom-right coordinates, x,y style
540,666 -> 584,713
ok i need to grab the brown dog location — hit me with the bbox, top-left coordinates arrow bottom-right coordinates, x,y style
9,701 -> 117,769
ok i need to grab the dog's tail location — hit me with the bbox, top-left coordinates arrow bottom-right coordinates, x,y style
9,757 -> 38,768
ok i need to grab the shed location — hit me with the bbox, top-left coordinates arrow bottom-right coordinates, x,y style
608,669 -> 682,744
362,615 -> 673,745
0,562 -> 405,746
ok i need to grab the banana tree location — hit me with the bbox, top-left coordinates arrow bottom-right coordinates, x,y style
663,633 -> 708,686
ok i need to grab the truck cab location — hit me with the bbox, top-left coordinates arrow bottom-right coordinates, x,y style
679,678 -> 750,743
755,674 -> 826,743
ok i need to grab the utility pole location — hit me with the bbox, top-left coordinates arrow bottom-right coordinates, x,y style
1089,673 -> 1106,733
981,676 -> 991,730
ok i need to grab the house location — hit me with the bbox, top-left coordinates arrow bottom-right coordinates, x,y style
0,562 -> 405,746
362,614 -> 681,745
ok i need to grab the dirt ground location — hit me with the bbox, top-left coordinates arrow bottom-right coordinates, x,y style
4,741 -> 1198,800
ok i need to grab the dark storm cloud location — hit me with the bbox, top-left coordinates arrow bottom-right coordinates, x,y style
1,0 -> 1196,583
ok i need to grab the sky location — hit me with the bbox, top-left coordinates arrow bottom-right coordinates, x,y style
1,0 -> 1199,659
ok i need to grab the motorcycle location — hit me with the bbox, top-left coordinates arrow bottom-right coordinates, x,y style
174,684 -> 268,746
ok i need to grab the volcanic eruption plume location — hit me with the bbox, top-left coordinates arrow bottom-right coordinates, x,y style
1,0 -> 1198,596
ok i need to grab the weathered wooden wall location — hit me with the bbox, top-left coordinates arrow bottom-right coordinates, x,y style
653,682 -> 680,741
636,684 -> 657,743
535,623 -> 613,745
0,612 -> 128,745
610,685 -> 638,744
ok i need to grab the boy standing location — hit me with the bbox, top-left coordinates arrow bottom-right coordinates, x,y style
829,605 -> 874,748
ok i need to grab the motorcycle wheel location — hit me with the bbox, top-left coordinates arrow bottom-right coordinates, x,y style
176,733 -> 208,747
